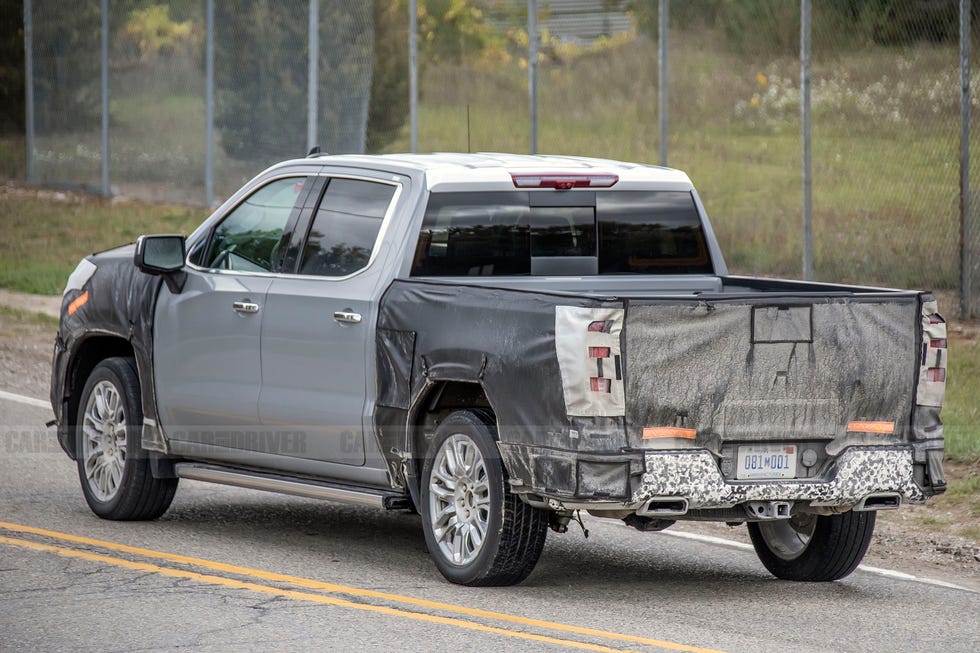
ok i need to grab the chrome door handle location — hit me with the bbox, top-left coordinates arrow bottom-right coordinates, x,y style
233,301 -> 260,314
333,310 -> 362,324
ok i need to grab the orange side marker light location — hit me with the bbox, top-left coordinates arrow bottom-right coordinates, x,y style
67,291 -> 89,317
846,421 -> 895,435
642,427 -> 697,440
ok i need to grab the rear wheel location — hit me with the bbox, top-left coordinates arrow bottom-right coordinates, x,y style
420,409 -> 548,586
76,357 -> 178,520
748,511 -> 876,581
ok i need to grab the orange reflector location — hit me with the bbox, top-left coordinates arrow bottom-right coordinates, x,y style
846,421 -> 895,435
642,427 -> 697,440
67,291 -> 89,317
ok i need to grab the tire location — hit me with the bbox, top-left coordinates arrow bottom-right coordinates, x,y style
76,357 -> 178,520
748,510 -> 876,582
419,409 -> 548,586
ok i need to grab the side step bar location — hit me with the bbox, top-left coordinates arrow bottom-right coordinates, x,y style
175,463 -> 411,510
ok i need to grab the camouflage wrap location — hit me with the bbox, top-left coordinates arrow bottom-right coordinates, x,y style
633,446 -> 925,508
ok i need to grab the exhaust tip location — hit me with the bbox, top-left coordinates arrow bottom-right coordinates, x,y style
854,493 -> 902,511
638,497 -> 689,517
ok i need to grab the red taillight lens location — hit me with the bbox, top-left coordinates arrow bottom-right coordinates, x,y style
929,314 -> 944,324
511,173 -> 619,189
590,377 -> 611,393
588,346 -> 611,358
926,367 -> 946,382
930,339 -> 947,348
588,321 -> 607,333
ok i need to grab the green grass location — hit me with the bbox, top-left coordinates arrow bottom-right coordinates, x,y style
0,304 -> 59,328
944,337 -> 980,463
0,195 -> 203,295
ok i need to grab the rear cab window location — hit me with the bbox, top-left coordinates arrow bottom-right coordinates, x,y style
410,190 -> 713,277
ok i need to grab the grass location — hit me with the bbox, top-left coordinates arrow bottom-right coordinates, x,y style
0,304 -> 59,329
944,337 -> 980,463
0,193 -> 204,295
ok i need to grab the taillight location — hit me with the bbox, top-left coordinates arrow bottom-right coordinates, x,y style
926,368 -> 946,382
588,346 -> 611,358
590,377 -> 611,393
511,173 -> 619,189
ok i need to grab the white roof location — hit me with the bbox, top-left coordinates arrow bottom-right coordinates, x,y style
291,152 -> 695,192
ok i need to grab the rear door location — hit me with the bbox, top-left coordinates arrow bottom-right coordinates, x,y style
258,173 -> 401,470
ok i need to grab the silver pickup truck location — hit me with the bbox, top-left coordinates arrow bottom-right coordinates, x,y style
51,153 -> 947,586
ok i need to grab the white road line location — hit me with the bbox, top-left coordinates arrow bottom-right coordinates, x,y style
660,529 -> 978,594
0,390 -> 50,411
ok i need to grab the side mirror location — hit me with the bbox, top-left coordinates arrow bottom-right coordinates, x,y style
134,235 -> 186,293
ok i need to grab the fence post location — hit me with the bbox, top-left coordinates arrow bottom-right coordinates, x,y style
658,0 -> 668,166
23,0 -> 34,184
529,0 -> 538,155
100,0 -> 110,197
409,0 -> 418,153
801,0 -> 813,281
307,0 -> 319,153
205,0 -> 214,206
961,0 -> 973,319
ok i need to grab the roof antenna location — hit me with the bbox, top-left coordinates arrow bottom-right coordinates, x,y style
307,145 -> 321,157
466,104 -> 471,153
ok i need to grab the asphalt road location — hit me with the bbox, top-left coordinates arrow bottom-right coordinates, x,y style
2,395 -> 978,653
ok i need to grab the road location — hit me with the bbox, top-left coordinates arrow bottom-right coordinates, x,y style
1,395 -> 978,653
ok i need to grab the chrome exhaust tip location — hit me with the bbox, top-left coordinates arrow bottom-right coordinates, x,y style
637,497 -> 689,517
854,493 -> 902,511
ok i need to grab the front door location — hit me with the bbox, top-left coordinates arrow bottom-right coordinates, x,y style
155,175 -> 312,456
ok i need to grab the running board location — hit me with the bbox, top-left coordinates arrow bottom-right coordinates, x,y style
174,463 -> 410,510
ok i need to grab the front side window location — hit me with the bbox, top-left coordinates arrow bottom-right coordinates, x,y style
203,177 -> 309,272
298,178 -> 397,277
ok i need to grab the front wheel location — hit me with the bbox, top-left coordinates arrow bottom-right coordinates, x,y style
76,357 -> 178,520
748,511 -> 876,582
419,409 -> 548,586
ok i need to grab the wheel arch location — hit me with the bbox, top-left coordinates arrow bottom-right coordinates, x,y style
405,381 -> 498,504
61,334 -> 136,459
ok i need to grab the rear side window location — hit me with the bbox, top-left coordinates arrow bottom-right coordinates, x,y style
411,192 -> 531,277
410,190 -> 712,276
298,178 -> 396,277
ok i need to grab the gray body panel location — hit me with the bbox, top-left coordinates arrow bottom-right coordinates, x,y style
154,271 -> 271,433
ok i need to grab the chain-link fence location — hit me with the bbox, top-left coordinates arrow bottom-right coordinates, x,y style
23,0 -> 373,204
9,0 -> 979,316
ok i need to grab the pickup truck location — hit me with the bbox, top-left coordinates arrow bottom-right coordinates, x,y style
50,153 -> 947,586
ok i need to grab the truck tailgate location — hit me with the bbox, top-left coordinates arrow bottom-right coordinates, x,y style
624,296 -> 919,449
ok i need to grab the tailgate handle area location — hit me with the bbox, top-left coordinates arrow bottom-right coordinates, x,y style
751,305 -> 812,344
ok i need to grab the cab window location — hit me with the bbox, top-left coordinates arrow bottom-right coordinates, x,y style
298,178 -> 397,277
203,177 -> 310,272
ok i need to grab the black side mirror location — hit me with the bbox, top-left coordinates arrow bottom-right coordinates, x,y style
134,235 -> 186,293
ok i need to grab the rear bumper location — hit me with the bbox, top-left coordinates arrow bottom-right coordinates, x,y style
633,446 -> 925,509
500,442 -> 930,512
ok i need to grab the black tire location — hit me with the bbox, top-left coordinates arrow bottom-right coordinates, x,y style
748,510 -> 876,582
76,357 -> 178,520
419,409 -> 548,586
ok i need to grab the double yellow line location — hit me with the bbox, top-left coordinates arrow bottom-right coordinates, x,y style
0,521 -> 724,653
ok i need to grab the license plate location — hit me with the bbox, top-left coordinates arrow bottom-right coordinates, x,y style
736,444 -> 798,480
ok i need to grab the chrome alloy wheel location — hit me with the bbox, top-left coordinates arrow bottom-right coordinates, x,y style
756,514 -> 818,561
427,433 -> 491,565
81,380 -> 127,502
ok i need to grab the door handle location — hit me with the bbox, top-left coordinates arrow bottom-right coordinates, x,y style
233,301 -> 260,314
333,310 -> 362,324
